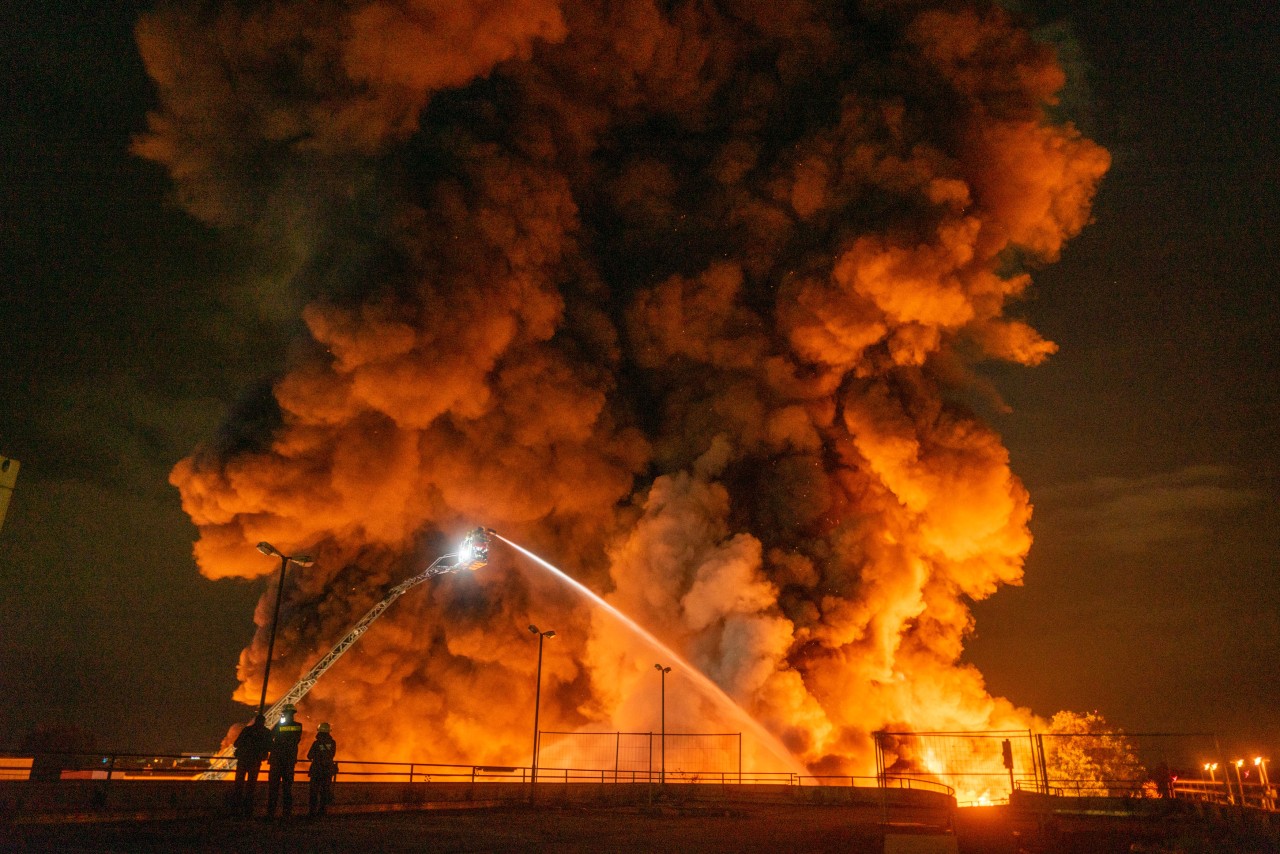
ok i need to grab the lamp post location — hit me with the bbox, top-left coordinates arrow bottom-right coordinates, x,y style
1204,762 -> 1221,804
1234,759 -> 1247,806
654,664 -> 671,785
255,542 -> 314,717
1255,757 -> 1273,810
528,625 -> 556,793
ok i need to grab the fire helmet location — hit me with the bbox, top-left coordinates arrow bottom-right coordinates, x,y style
318,722 -> 331,733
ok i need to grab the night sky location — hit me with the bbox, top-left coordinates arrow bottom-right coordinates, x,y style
1,0 -> 1277,758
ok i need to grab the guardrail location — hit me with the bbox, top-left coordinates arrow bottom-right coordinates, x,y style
0,750 -> 949,796
1174,778 -> 1276,809
875,778 -> 957,798
1025,777 -> 1153,798
1010,776 -> 1280,812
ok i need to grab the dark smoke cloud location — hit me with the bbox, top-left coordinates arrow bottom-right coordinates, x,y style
138,0 -> 1107,785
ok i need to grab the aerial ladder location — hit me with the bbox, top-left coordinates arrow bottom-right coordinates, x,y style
200,528 -> 493,779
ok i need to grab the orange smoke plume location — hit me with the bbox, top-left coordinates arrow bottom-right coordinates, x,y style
139,0 -> 1107,778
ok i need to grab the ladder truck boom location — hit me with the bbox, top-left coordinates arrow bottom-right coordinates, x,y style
200,528 -> 492,779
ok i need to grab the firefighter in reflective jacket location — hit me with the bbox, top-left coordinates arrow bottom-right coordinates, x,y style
266,704 -> 304,818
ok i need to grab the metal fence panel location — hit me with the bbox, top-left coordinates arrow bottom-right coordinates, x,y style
877,731 -> 1036,805
538,732 -> 740,782
876,730 -> 1229,805
1037,731 -> 1221,798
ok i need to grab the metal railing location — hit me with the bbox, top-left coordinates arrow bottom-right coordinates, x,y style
1174,778 -> 1277,809
0,749 -> 948,795
537,731 -> 744,784
1020,777 -> 1151,798
0,751 -> 530,785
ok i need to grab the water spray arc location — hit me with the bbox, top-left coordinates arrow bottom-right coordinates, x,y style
496,535 -> 809,778
200,528 -> 493,780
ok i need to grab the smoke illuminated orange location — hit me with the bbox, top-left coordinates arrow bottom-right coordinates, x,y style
138,0 -> 1108,796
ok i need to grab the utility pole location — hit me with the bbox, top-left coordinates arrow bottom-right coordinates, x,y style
1002,739 -> 1015,796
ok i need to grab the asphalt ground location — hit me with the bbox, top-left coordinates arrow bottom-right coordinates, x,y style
4,803 -> 1275,853
1,804 -> 941,854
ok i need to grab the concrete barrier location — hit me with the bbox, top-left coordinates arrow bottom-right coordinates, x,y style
1009,789 -> 1280,846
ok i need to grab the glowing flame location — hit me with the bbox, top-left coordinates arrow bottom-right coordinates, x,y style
141,0 -> 1108,774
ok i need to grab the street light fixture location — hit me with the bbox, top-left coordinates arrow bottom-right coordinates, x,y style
654,664 -> 671,785
255,542 -> 314,717
1234,758 -> 1247,806
528,624 -> 556,794
1255,757 -> 1272,810
1203,762 -> 1221,802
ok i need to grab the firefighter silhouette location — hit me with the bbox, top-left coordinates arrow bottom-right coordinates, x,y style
266,705 -> 303,818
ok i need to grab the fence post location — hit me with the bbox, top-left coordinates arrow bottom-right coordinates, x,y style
409,763 -> 415,784
1035,734 -> 1049,795
879,739 -> 889,827
1214,736 -> 1234,804
1021,730 -> 1035,798
647,732 -> 654,805
101,753 -> 116,809
614,732 -> 620,784
738,733 -> 742,786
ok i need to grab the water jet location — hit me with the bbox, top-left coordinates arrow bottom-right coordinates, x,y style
497,535 -> 810,779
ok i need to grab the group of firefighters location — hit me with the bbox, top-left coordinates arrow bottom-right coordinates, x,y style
231,704 -> 337,818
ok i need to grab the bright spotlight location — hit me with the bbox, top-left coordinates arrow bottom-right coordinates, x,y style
457,527 -> 492,571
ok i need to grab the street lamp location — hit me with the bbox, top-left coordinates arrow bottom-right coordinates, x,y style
528,625 -> 556,793
654,664 -> 671,785
1255,757 -> 1272,810
255,542 -> 314,716
1204,762 -> 1221,803
1234,759 -> 1247,806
